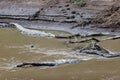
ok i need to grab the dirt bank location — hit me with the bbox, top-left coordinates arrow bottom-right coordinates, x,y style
0,0 -> 58,15
0,0 -> 120,35
94,1 -> 120,29
82,0 -> 120,34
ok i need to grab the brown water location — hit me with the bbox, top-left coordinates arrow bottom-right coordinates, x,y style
0,28 -> 120,80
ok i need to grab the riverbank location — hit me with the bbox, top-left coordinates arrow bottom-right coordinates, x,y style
1,19 -> 120,36
0,0 -> 120,36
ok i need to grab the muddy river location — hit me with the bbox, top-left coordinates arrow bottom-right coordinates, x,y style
0,28 -> 120,80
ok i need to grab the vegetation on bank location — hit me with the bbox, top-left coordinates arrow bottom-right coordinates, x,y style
70,0 -> 86,7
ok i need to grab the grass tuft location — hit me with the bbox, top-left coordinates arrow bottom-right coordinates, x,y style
70,0 -> 86,7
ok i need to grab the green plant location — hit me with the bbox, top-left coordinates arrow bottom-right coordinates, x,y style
70,0 -> 86,7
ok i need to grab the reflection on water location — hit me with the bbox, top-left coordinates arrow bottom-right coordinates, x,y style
0,28 -> 120,80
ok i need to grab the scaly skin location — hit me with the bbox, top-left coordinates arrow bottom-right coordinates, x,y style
10,23 -> 55,38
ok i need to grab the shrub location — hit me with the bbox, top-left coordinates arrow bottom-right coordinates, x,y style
70,0 -> 86,7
